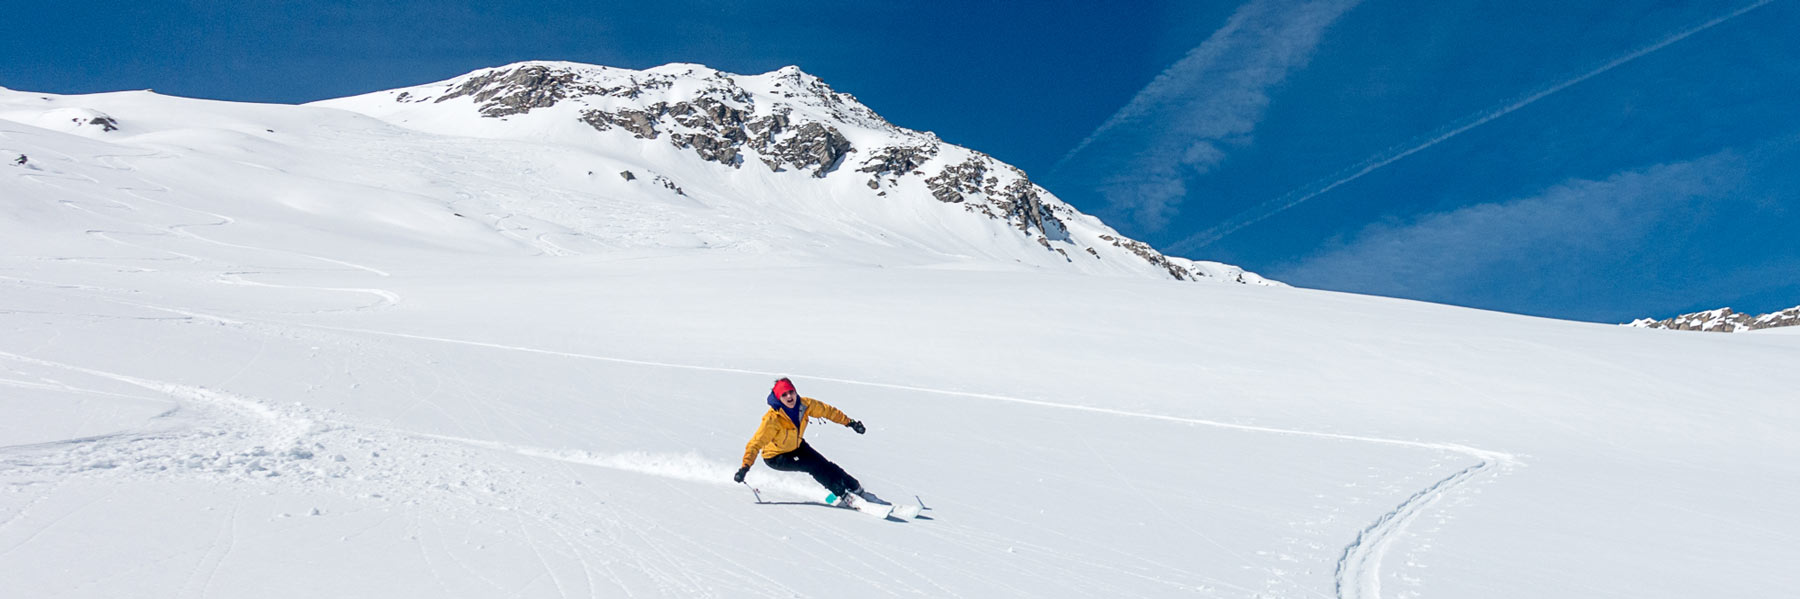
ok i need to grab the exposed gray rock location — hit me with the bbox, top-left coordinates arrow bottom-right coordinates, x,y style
767,123 -> 852,178
86,115 -> 119,132
924,157 -> 990,204
922,156 -> 1069,239
581,107 -> 661,139
577,97 -> 852,174
858,144 -> 938,189
421,65 -> 878,181
652,175 -> 687,196
1099,235 -> 1195,281
746,112 -> 790,144
620,170 -> 636,181
438,65 -> 609,117
995,179 -> 1066,238
1628,306 -> 1800,332
670,132 -> 742,166
668,97 -> 751,133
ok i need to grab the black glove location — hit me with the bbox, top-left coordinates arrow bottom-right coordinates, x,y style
848,420 -> 866,434
733,467 -> 748,483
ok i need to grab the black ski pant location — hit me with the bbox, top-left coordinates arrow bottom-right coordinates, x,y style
763,440 -> 860,497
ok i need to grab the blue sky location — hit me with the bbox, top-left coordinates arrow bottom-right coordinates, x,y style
6,0 -> 1795,323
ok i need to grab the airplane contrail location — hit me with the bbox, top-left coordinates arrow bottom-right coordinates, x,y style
1167,0 -> 1778,255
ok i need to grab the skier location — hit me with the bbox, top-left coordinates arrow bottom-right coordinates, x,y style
11,154 -> 24,166
735,377 -> 880,506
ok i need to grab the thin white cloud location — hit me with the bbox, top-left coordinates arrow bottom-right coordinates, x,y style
1054,0 -> 1360,231
1166,0 -> 1779,255
1275,153 -> 1750,311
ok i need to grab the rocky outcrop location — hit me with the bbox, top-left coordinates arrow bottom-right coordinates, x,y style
1098,235 -> 1195,281
924,157 -> 989,204
421,64 -> 870,179
568,88 -> 848,176
38,108 -> 121,134
668,97 -> 752,131
920,155 -> 1067,237
86,115 -> 119,132
436,65 -> 607,118
765,122 -> 852,177
857,144 -> 937,189
581,108 -> 660,139
580,102 -> 851,177
1628,306 -> 1800,332
746,112 -> 790,146
409,63 -> 1082,233
996,179 -> 1059,238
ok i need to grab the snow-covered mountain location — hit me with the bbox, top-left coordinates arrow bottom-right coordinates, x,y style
1627,305 -> 1800,332
3,61 -> 1274,285
303,61 -> 1273,284
3,66 -> 1797,599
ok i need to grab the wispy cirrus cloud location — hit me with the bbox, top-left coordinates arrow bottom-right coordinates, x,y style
1053,0 -> 1360,232
1274,152 -> 1755,319
1165,0 -> 1780,255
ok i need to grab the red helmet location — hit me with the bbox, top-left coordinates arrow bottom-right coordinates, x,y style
772,377 -> 796,398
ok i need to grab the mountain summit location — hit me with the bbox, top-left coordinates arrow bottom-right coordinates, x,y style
311,61 -> 1275,284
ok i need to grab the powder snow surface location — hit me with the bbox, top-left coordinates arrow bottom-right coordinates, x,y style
2,84 -> 1797,599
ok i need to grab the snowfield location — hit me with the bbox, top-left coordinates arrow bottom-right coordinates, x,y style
3,77 -> 1798,598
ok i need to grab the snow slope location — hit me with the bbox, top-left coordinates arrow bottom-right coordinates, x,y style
3,78 -> 1798,599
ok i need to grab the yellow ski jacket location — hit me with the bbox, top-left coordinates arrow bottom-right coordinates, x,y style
741,396 -> 853,469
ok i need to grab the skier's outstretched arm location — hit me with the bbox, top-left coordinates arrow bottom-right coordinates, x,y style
804,397 -> 852,425
805,398 -> 864,434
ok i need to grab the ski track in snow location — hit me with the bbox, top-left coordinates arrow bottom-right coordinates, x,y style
1334,459 -> 1493,599
3,154 -> 1515,597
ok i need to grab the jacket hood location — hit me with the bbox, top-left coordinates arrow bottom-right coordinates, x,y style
768,392 -> 803,426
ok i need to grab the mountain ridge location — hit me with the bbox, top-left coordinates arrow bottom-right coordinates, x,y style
308,60 -> 1277,285
1627,305 -> 1800,332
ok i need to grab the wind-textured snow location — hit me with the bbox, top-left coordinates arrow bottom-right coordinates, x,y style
2,66 -> 1797,598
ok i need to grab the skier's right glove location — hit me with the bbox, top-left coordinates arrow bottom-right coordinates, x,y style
733,466 -> 748,483
848,420 -> 866,434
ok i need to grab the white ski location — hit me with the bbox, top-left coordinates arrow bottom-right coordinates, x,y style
748,484 -> 919,521
824,492 -> 889,514
834,492 -> 932,521
890,502 -> 923,520
827,491 -> 894,519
